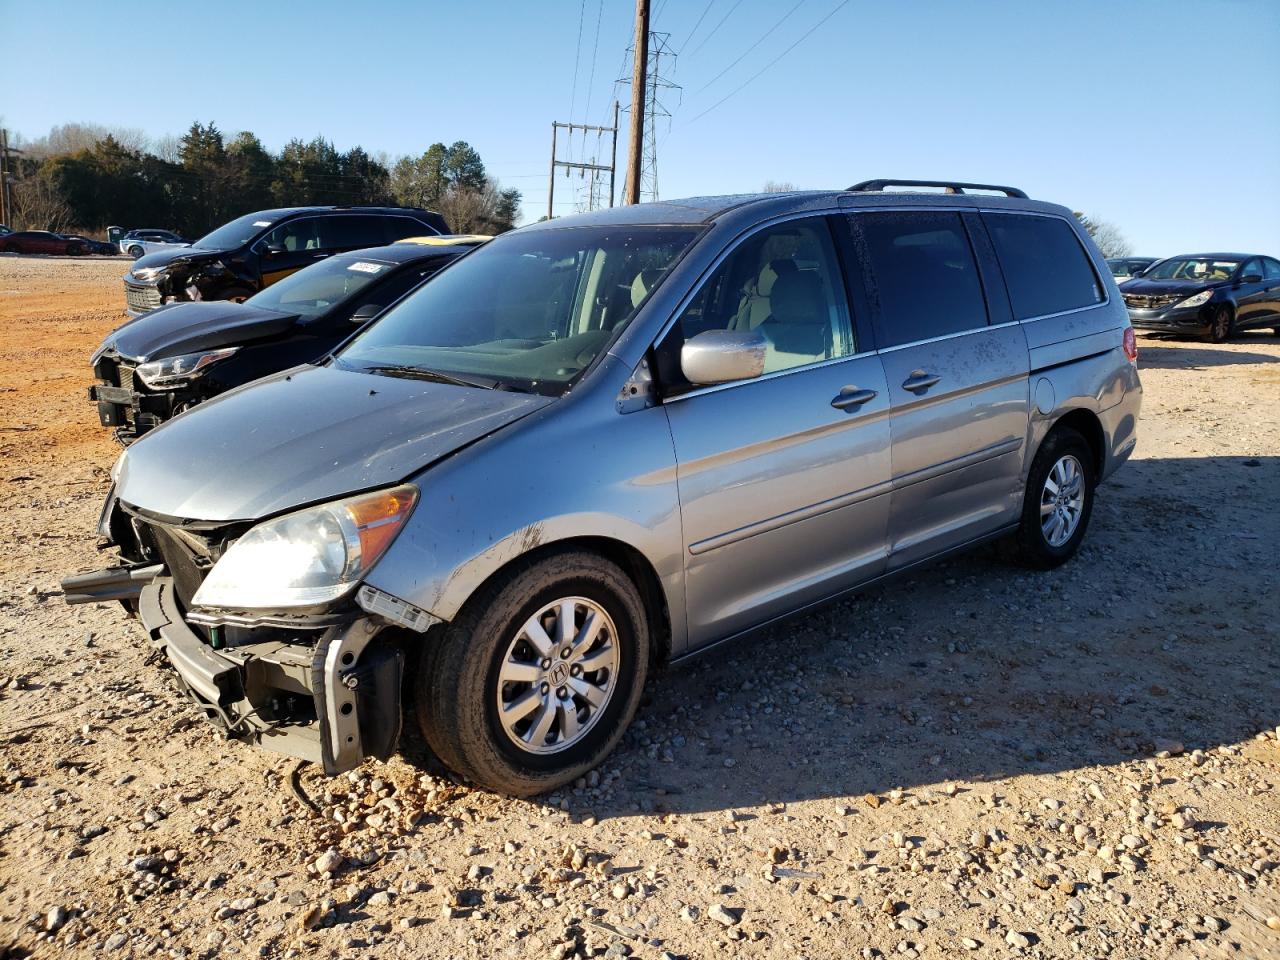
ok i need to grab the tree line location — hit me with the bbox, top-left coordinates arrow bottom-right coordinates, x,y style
6,121 -> 522,237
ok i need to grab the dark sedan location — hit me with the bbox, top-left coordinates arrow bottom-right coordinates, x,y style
1,230 -> 87,255
89,237 -> 484,442
1123,253 -> 1280,342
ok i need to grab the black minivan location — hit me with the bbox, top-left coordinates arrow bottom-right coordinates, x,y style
122,206 -> 449,316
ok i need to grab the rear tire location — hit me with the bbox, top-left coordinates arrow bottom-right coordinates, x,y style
1011,427 -> 1096,570
415,549 -> 650,797
1208,305 -> 1233,343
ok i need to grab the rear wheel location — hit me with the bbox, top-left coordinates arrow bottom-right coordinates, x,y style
1208,305 -> 1233,343
415,549 -> 650,796
1011,427 -> 1096,570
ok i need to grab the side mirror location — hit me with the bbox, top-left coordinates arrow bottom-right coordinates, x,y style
262,243 -> 286,257
350,303 -> 383,324
1241,274 -> 1263,284
681,329 -> 768,386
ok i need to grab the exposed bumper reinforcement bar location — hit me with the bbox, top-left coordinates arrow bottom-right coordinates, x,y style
62,563 -> 164,605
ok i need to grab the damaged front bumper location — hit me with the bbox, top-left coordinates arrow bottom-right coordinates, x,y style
64,563 -> 410,775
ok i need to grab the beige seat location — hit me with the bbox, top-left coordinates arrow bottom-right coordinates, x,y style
732,258 -> 797,330
630,268 -> 665,309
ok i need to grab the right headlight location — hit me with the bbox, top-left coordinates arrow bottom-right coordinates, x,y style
135,347 -> 238,389
191,485 -> 418,611
1176,289 -> 1213,309
131,266 -> 167,282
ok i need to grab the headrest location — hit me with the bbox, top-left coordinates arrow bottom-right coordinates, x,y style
630,268 -> 664,308
769,270 -> 824,325
757,258 -> 797,298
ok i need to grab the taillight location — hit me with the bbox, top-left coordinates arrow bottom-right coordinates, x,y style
1122,326 -> 1138,364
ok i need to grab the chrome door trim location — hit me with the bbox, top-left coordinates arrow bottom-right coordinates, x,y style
688,475 -> 893,556
890,436 -> 1024,492
875,318 -> 1023,355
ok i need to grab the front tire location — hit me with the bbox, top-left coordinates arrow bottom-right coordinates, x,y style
1011,427 -> 1096,570
415,549 -> 650,796
1208,305 -> 1233,343
127,245 -> 144,259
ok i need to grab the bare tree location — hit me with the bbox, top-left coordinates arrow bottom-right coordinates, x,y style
11,176 -> 74,231
151,133 -> 182,163
763,180 -> 798,193
1076,213 -> 1133,259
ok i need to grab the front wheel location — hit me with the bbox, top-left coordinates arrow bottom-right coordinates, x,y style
415,549 -> 650,796
127,245 -> 144,259
1010,427 -> 1096,570
1208,305 -> 1233,343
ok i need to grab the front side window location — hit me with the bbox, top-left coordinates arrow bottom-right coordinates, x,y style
856,211 -> 988,346
337,225 -> 698,394
657,217 -> 855,389
261,218 -> 327,253
984,213 -> 1103,320
1240,258 -> 1263,280
1263,258 -> 1280,280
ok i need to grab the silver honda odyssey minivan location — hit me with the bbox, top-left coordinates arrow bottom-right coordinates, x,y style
66,180 -> 1142,796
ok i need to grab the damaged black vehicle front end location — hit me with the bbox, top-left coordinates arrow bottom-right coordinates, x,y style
63,474 -> 432,775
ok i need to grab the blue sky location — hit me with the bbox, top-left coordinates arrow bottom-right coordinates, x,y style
4,0 -> 1278,254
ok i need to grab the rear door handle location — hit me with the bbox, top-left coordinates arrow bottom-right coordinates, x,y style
902,370 -> 941,394
830,386 -> 878,410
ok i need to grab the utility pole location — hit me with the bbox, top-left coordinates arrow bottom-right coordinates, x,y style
624,0 -> 649,205
0,129 -> 9,227
546,110 -> 620,221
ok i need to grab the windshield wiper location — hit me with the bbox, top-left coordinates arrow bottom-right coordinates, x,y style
362,364 -> 496,390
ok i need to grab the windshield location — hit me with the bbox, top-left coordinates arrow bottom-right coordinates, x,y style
192,212 -> 277,250
337,225 -> 699,394
1144,258 -> 1240,282
245,255 -> 397,320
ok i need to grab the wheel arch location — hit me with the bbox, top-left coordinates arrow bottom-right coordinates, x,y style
1046,407 -> 1105,476
444,536 -> 674,669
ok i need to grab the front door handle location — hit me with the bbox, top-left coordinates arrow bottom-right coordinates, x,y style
831,386 -> 878,410
902,369 -> 941,394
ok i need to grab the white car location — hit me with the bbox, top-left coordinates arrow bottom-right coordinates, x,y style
119,229 -> 188,259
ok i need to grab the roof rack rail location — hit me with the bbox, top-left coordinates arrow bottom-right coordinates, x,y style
847,179 -> 1028,199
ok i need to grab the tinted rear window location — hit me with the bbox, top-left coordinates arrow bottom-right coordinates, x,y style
984,213 -> 1103,320
854,211 -> 988,348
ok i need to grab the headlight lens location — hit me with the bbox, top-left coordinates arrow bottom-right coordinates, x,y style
135,347 -> 238,389
1176,289 -> 1213,309
192,485 -> 418,610
131,266 -> 167,282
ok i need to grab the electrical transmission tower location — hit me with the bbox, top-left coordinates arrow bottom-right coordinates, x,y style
618,31 -> 680,203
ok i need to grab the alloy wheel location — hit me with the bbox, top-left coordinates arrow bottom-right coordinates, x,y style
494,596 -> 619,755
1040,454 -> 1085,548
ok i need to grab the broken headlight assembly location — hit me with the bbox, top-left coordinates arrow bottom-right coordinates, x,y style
191,485 -> 418,611
131,266 -> 168,282
134,347 -> 239,389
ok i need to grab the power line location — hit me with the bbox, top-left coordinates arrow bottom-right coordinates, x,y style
691,0 -> 808,96
683,0 -> 745,57
687,0 -> 849,123
580,0 -> 605,164
568,0 -> 587,122
677,0 -> 717,55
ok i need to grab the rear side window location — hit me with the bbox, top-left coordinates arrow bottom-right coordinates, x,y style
383,216 -> 432,242
984,213 -> 1103,319
853,211 -> 988,348
328,215 -> 389,249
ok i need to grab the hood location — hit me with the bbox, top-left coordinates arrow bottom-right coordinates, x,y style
129,246 -> 229,274
113,363 -> 553,522
1120,277 -> 1227,296
102,302 -> 299,361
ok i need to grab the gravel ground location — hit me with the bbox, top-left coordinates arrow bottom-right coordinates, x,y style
0,256 -> 1278,959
